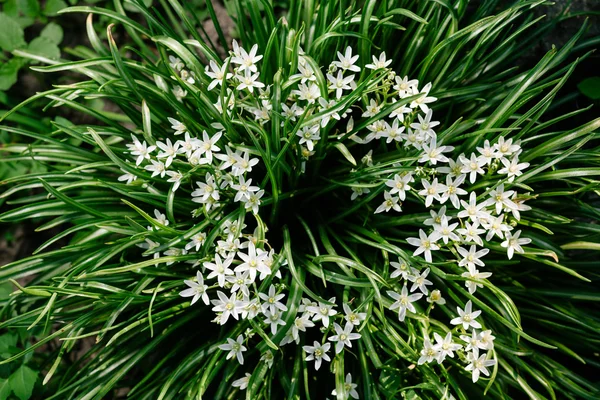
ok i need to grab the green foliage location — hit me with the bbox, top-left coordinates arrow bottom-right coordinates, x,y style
0,0 -> 599,399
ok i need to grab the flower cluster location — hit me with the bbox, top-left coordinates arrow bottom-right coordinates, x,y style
116,37 -> 535,394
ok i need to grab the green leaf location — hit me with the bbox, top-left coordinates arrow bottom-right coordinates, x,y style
0,282 -> 13,300
577,77 -> 600,100
27,37 -> 61,61
0,12 -> 26,51
44,0 -> 68,16
40,22 -> 64,45
0,57 -> 27,91
9,365 -> 37,400
0,378 -> 12,400
0,333 -> 18,356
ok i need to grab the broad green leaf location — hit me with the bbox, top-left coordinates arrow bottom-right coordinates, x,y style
27,37 -> 61,61
0,378 -> 12,400
0,57 -> 27,91
44,0 -> 68,16
577,77 -> 600,100
9,364 -> 37,400
0,12 -> 26,51
40,22 -> 64,45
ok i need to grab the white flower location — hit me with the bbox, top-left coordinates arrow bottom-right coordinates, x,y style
211,291 -> 245,325
290,62 -> 316,83
231,43 -> 263,72
235,242 -> 269,281
375,191 -> 402,213
291,315 -> 315,341
232,151 -> 260,176
476,140 -> 497,165
362,99 -> 381,118
333,46 -> 360,72
244,189 -> 265,214
281,102 -> 304,124
419,138 -> 453,165
424,206 -> 446,226
179,271 -> 209,305
204,254 -> 234,287
419,178 -> 447,208
461,265 -> 493,294
385,173 -> 413,201
166,170 -> 183,191
465,348 -> 496,383
127,134 -> 156,165
434,215 -> 460,244
366,51 -> 392,70
292,82 -> 321,103
407,267 -> 433,295
393,76 -> 418,98
433,331 -> 462,363
343,303 -> 367,326
151,209 -> 169,228
232,177 -> 260,202
118,170 -> 137,184
418,336 -> 438,365
411,110 -> 440,140
460,153 -> 486,183
487,184 -> 517,214
501,230 -> 531,259
176,132 -> 200,159
350,186 -> 370,201
410,82 -> 437,113
437,157 -> 465,179
457,245 -> 490,269
232,373 -> 251,390
458,192 -> 490,223
172,85 -> 187,102
460,329 -> 484,352
427,289 -> 446,305
496,136 -> 520,158
478,330 -> 496,350
297,124 -> 320,151
236,69 -> 265,93
169,55 -> 184,71
193,130 -> 222,164
456,221 -> 486,246
191,174 -> 220,203
260,350 -> 274,369
303,341 -> 331,370
450,300 -> 482,330
185,232 -> 206,252
407,229 -> 441,263
482,214 -> 512,241
205,60 -> 233,91
441,175 -> 467,209
390,259 -> 410,280
259,284 -> 288,314
144,159 -> 166,178
263,309 -> 286,335
498,156 -> 529,182
328,322 -> 361,354
307,298 -> 338,328
389,99 -> 411,121
167,117 -> 187,135
380,119 -> 405,143
218,335 -> 247,364
241,297 -> 262,320
331,373 -> 359,399
226,271 -> 252,297
317,98 -> 341,127
327,70 -> 355,99
388,286 -> 422,322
